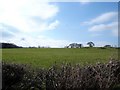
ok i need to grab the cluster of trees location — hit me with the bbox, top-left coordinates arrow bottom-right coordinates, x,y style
65,42 -> 115,48
65,42 -> 95,48
65,43 -> 83,48
0,43 -> 22,48
0,42 -> 50,48
28,46 -> 50,48
38,46 -> 50,48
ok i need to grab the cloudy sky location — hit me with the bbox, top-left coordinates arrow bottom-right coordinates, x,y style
0,0 -> 119,47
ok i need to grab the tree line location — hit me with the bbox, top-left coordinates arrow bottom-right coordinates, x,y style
0,42 -> 117,48
0,43 -> 22,48
65,42 -> 115,48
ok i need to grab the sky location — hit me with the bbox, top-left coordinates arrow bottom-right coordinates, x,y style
0,0 -> 119,48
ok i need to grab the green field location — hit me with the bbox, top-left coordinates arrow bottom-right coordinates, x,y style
2,48 -> 118,68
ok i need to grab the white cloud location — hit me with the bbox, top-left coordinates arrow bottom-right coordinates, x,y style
0,0 -> 59,33
0,0 -> 62,47
83,12 -> 117,25
36,20 -> 59,31
89,24 -> 109,32
2,34 -> 70,48
83,11 -> 118,37
29,20 -> 60,32
89,22 -> 118,36
48,20 -> 60,30
109,22 -> 118,36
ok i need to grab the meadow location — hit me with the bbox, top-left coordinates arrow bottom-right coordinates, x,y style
2,47 -> 118,68
2,48 -> 120,89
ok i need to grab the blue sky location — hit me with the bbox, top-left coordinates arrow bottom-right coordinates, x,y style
0,0 -> 119,47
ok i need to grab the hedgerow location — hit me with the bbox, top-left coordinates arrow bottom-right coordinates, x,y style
2,59 -> 120,90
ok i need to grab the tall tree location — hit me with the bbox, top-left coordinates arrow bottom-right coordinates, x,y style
87,42 -> 95,47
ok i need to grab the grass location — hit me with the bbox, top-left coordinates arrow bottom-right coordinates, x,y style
2,48 -> 120,89
2,48 -> 118,68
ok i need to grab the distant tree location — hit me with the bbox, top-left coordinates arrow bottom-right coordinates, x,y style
69,43 -> 74,48
104,45 -> 111,48
78,44 -> 83,48
0,43 -> 22,48
87,42 -> 95,47
68,43 -> 83,48
38,46 -> 41,48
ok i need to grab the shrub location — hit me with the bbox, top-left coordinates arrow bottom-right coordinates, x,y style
2,60 -> 120,90
99,47 -> 106,49
2,63 -> 25,90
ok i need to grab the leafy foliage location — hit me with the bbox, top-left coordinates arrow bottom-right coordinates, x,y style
87,42 -> 95,47
2,60 -> 120,90
0,43 -> 22,48
2,63 -> 25,90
